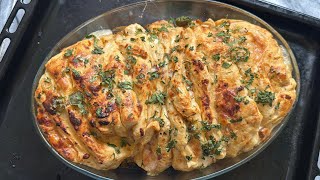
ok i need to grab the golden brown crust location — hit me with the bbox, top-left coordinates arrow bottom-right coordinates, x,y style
34,18 -> 296,175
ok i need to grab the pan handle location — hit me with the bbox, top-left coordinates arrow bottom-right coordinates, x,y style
0,0 -> 38,80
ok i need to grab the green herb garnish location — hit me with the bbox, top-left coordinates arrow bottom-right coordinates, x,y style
166,139 -> 177,152
114,55 -> 120,61
120,138 -> 130,147
158,26 -> 169,32
255,90 -> 275,106
71,69 -> 81,79
156,146 -> 162,155
64,49 -> 73,57
229,117 -> 243,123
44,77 -> 51,83
201,121 -> 221,131
148,33 -> 158,42
148,71 -> 160,80
216,31 -> 231,43
201,136 -> 222,157
222,62 -> 232,69
145,92 -> 167,105
174,35 -> 181,42
172,56 -> 179,63
230,47 -> 250,62
69,91 -> 87,115
118,81 -> 133,90
107,143 -> 120,154
99,69 -> 115,89
186,156 -> 193,161
212,54 -> 220,61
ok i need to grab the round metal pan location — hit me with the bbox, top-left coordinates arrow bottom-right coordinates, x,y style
31,0 -> 300,179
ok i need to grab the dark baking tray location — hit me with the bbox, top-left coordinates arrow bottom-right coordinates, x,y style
0,0 -> 320,180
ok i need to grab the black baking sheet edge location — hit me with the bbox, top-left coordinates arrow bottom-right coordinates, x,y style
1,0 -> 320,179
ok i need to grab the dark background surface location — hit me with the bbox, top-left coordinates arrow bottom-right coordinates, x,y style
0,0 -> 320,180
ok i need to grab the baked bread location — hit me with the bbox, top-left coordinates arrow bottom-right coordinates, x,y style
34,18 -> 296,175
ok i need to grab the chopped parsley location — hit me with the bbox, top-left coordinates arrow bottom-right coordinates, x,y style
145,92 -> 167,105
130,38 -> 136,42
158,61 -> 166,67
238,36 -> 247,43
99,69 -> 115,89
158,26 -> 169,32
234,95 -> 244,102
135,28 -> 143,35
182,75 -> 193,90
218,21 -> 230,28
107,143 -> 120,154
148,71 -> 160,80
120,138 -> 130,147
127,55 -> 137,64
126,45 -> 132,51
140,36 -> 146,42
136,73 -> 145,80
222,62 -> 232,69
275,102 -> 280,110
114,55 -> 120,61
86,35 -> 105,54
44,77 -> 51,83
186,156 -> 193,161
243,68 -> 256,88
148,33 -> 158,42
201,136 -> 222,157
255,90 -> 275,106
92,44 -> 104,54
188,124 -> 197,132
230,131 -> 237,139
216,30 -> 231,43
243,99 -> 250,105
172,56 -> 179,63
166,139 -> 177,152
174,35 -> 181,42
230,47 -> 250,62
115,95 -> 122,106
69,91 -> 87,115
154,117 -> 165,127
201,121 -> 221,131
51,97 -> 65,111
118,81 -> 133,90
234,95 -> 250,105
73,57 -> 89,66
62,67 -> 70,74
229,117 -> 243,123
208,32 -> 213,37
71,69 -> 81,79
170,45 -> 181,53
213,75 -> 218,84
189,46 -> 194,51
96,107 -> 105,118
212,54 -> 220,61
156,146 -> 162,155
64,49 -> 73,57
